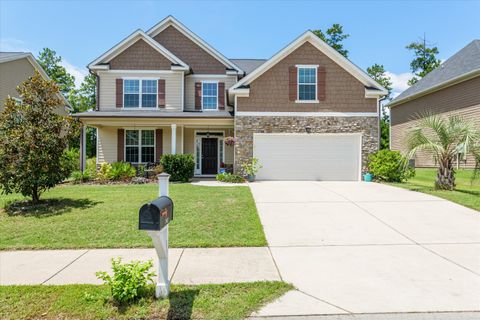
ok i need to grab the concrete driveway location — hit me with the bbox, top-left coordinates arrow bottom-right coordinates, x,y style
249,181 -> 480,318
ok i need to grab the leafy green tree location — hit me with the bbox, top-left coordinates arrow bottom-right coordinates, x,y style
0,71 -> 78,203
367,64 -> 393,149
69,73 -> 96,113
37,48 -> 76,96
406,115 -> 480,190
313,24 -> 350,58
69,74 -> 97,157
406,36 -> 441,85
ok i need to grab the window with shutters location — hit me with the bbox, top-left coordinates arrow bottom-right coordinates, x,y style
297,65 -> 318,102
123,79 -> 157,108
125,129 -> 155,163
202,82 -> 218,110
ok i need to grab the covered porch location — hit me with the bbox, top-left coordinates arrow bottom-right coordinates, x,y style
78,116 -> 234,177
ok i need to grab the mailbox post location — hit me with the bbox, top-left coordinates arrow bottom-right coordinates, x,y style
138,173 -> 173,299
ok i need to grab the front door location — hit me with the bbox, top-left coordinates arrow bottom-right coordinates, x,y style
201,138 -> 218,175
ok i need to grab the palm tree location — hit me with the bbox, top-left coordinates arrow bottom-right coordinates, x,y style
406,114 -> 480,190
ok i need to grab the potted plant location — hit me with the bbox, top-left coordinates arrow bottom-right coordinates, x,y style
224,136 -> 236,146
363,172 -> 373,182
241,157 -> 263,182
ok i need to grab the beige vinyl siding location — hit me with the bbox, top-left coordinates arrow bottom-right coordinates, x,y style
98,71 -> 183,111
0,58 -> 68,115
0,58 -> 36,110
97,127 -> 118,163
184,75 -> 237,111
391,103 -> 480,168
391,76 -> 480,169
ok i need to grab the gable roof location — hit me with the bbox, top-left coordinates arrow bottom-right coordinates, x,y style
389,40 -> 480,107
0,52 -> 71,110
147,15 -> 244,74
230,59 -> 267,74
88,29 -> 189,71
230,31 -> 388,96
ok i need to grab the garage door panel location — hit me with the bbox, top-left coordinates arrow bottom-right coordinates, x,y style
253,134 -> 361,181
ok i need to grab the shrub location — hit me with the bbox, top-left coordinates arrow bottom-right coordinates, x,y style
108,162 -> 136,181
86,157 -> 97,178
160,154 -> 195,182
96,258 -> 156,304
368,150 -> 415,182
71,170 -> 90,184
63,148 -> 80,173
241,157 -> 262,176
96,163 -> 112,182
216,172 -> 245,183
136,164 -> 146,177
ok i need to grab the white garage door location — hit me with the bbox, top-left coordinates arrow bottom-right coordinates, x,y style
253,133 -> 362,181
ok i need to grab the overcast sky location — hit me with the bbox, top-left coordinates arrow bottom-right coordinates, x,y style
1,0 -> 479,97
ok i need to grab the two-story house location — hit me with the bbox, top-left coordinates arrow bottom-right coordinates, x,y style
75,16 -> 387,181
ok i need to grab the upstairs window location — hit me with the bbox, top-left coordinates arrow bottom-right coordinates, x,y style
123,79 -> 157,108
202,82 -> 217,110
298,67 -> 317,101
125,129 -> 155,163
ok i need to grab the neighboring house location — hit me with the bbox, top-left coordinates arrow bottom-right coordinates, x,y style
74,16 -> 387,181
389,40 -> 480,168
0,52 -> 71,115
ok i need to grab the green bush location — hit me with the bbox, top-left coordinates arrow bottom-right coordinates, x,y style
96,163 -> 112,182
368,150 -> 415,182
96,258 -> 155,304
86,157 -> 97,178
108,162 -> 136,181
63,148 -> 80,173
216,172 -> 245,183
71,170 -> 90,184
160,154 -> 195,182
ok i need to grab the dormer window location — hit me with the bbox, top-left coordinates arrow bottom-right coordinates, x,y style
202,82 -> 218,110
297,65 -> 318,103
123,79 -> 157,108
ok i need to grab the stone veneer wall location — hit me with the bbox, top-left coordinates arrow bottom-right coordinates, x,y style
234,116 -> 379,174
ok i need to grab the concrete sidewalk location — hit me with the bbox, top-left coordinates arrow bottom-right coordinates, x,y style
0,247 -> 280,285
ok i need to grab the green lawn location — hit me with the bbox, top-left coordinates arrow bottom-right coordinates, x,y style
0,282 -> 292,320
389,168 -> 480,211
0,183 -> 267,250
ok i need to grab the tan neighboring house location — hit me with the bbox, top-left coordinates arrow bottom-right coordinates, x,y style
74,16 -> 387,180
0,52 -> 70,115
389,40 -> 480,168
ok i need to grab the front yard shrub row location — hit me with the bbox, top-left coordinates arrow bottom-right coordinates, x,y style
71,154 -> 195,184
368,150 -> 415,182
216,172 -> 245,183
160,154 -> 195,182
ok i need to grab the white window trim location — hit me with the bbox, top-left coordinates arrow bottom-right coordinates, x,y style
124,129 -> 156,164
201,81 -> 218,111
296,65 -> 318,103
123,78 -> 159,109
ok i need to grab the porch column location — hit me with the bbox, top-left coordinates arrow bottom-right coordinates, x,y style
79,125 -> 86,172
171,124 -> 177,154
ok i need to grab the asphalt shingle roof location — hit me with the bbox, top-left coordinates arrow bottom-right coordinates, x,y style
391,40 -> 480,104
230,59 -> 267,75
0,52 -> 29,62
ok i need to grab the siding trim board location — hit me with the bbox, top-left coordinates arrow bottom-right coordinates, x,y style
88,30 -> 189,70
235,112 -> 378,117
